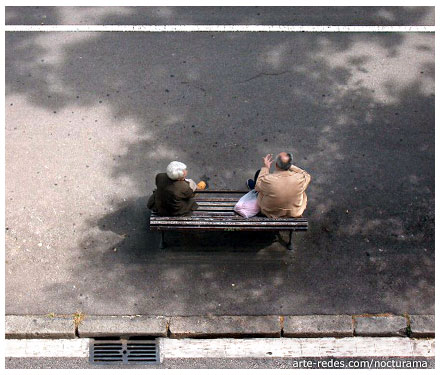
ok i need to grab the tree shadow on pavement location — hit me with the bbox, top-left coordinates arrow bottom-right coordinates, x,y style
6,6 -> 434,26
5,7 -> 434,315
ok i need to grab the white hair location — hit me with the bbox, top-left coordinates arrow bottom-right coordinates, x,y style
166,161 -> 187,180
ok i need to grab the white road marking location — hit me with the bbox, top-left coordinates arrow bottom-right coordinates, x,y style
4,25 -> 435,33
158,337 -> 435,361
6,339 -> 90,358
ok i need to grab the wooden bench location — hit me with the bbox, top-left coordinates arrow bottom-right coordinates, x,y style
149,190 -> 308,250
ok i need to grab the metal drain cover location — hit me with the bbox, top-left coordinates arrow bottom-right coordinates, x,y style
90,339 -> 159,365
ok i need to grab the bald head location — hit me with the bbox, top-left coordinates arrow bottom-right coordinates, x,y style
275,152 -> 293,170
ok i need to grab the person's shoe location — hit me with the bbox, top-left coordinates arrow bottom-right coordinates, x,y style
246,179 -> 255,190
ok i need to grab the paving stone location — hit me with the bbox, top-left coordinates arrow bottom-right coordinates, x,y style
6,315 -> 75,339
410,315 -> 434,338
169,316 -> 281,338
353,315 -> 407,337
283,315 -> 353,337
77,315 -> 168,338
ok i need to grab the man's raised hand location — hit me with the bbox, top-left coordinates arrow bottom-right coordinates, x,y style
263,154 -> 273,169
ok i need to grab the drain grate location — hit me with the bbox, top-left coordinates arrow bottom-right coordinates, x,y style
90,338 -> 159,365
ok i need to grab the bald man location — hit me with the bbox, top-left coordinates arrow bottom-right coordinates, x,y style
247,152 -> 311,218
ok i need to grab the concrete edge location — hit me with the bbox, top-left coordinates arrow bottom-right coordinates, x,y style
77,315 -> 169,338
409,315 -> 435,338
353,314 -> 408,337
283,315 -> 353,338
168,315 -> 281,338
5,315 -> 76,339
5,314 -> 435,339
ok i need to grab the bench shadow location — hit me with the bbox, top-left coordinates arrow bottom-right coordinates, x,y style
90,196 -> 287,257
161,230 -> 280,253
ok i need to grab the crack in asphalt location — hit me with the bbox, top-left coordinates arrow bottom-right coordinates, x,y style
180,81 -> 206,92
239,71 -> 291,83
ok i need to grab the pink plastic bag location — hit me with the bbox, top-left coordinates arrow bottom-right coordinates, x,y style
234,190 -> 260,218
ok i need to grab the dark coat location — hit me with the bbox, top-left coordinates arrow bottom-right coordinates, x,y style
147,173 -> 198,216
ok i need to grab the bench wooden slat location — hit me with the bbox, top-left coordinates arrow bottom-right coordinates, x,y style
150,216 -> 307,224
150,215 -> 307,222
150,218 -> 306,223
187,211 -> 235,216
151,212 -> 238,217
188,212 -> 237,216
151,220 -> 307,227
174,213 -> 237,217
150,219 -> 306,224
196,202 -> 236,207
193,197 -> 240,202
151,226 -> 308,231
193,206 -> 234,212
195,190 -> 248,194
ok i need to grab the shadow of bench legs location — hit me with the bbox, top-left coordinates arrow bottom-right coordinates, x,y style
159,231 -> 166,249
159,230 -> 296,250
276,230 -> 294,250
287,230 -> 294,251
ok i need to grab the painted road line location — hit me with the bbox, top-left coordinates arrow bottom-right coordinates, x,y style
6,339 -> 90,358
4,25 -> 436,33
158,337 -> 435,361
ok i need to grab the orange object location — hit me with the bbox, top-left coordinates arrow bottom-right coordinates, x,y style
196,181 -> 207,190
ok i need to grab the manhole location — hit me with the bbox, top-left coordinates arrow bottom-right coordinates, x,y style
90,338 -> 159,365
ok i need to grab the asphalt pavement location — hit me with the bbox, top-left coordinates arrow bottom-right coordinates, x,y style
5,8 -> 434,317
5,357 -> 435,370
5,6 -> 435,26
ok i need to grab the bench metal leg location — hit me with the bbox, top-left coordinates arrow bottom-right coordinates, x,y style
287,230 -> 294,251
159,231 -> 166,249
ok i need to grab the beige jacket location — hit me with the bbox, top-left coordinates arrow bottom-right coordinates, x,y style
255,165 -> 311,218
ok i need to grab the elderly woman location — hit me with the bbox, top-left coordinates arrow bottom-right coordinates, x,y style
147,161 -> 199,216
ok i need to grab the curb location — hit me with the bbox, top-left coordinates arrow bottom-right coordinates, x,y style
353,314 -> 408,337
5,314 -> 435,339
169,316 -> 281,338
284,315 -> 353,337
5,315 -> 76,339
77,315 -> 168,338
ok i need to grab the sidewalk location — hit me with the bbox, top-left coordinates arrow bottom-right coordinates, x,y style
6,314 -> 435,339
6,336 -> 435,369
6,314 -> 434,368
